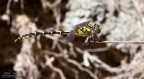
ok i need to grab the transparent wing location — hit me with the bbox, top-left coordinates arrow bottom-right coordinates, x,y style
73,20 -> 92,30
65,30 -> 75,42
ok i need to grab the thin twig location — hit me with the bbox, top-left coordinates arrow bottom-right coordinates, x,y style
132,0 -> 144,40
6,0 -> 12,14
86,47 -> 109,52
66,58 -> 98,79
20,0 -> 24,11
96,41 -> 144,44
132,0 -> 144,25
45,56 -> 66,79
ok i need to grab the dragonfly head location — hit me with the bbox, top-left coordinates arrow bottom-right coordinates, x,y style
94,23 -> 102,34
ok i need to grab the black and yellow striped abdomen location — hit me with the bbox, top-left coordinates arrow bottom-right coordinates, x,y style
14,31 -> 70,42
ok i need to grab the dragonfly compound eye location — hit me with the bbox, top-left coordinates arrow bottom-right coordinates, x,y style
94,23 -> 101,34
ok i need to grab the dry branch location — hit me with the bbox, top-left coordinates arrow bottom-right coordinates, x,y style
45,56 -> 66,79
96,41 -> 144,44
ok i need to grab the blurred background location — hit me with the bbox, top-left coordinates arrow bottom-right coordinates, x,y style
0,0 -> 144,79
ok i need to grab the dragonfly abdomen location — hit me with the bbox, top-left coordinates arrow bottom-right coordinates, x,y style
35,31 -> 70,35
14,31 -> 70,42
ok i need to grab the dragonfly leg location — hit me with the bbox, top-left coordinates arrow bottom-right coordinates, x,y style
89,36 -> 95,46
88,35 -> 96,47
94,34 -> 102,42
96,36 -> 102,42
83,36 -> 92,47
84,34 -> 102,47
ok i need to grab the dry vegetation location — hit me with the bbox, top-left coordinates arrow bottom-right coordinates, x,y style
0,0 -> 144,79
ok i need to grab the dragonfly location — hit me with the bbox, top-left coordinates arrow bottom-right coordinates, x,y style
14,20 -> 102,46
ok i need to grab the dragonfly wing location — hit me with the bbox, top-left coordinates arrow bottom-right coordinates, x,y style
65,30 -> 75,42
73,20 -> 92,30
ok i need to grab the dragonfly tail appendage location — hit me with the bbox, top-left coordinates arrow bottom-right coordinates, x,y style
14,34 -> 33,42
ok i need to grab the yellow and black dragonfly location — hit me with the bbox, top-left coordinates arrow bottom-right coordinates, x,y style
14,20 -> 102,46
